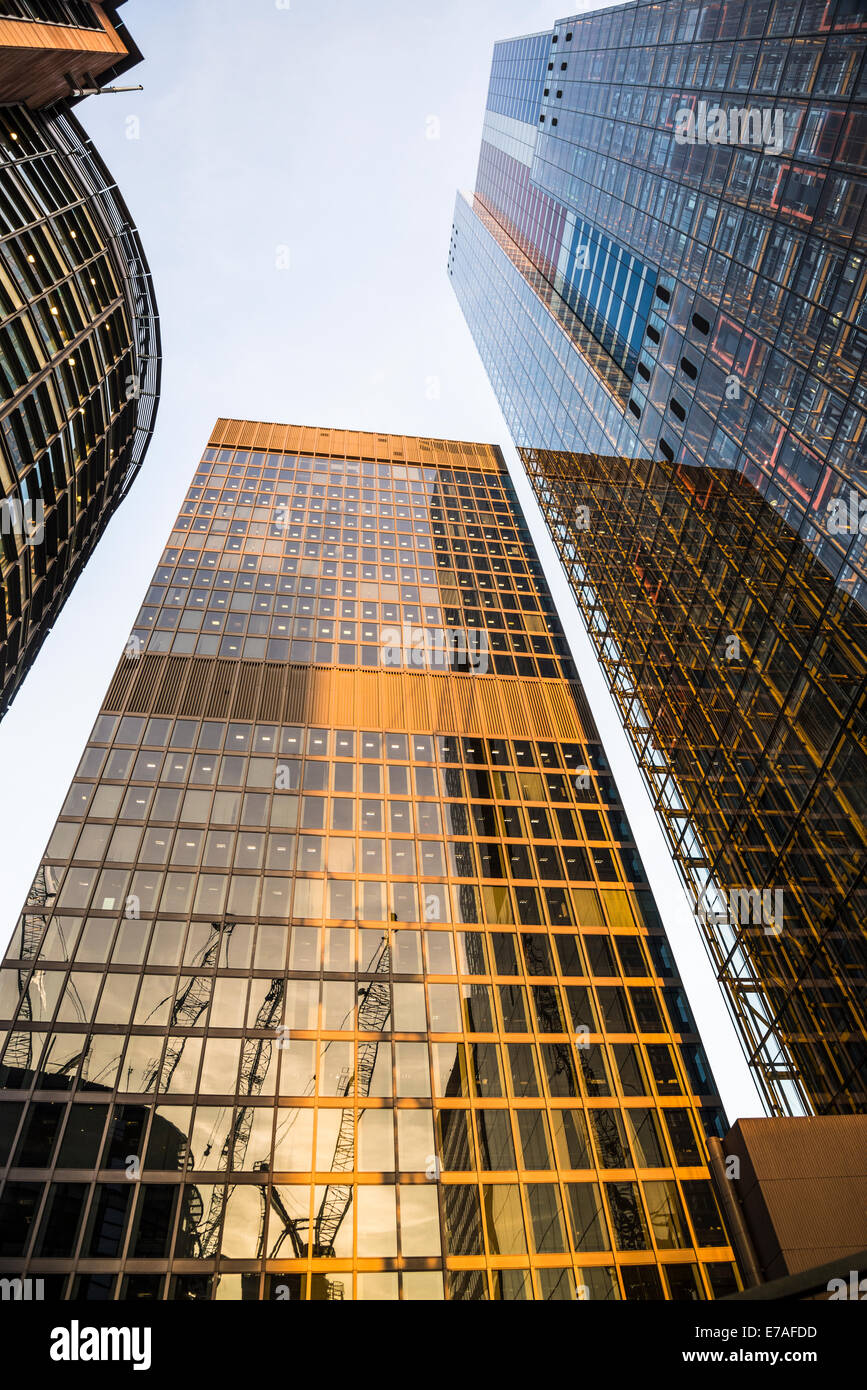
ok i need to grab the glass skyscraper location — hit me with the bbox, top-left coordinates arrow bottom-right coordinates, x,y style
0,421 -> 740,1301
449,0 -> 867,1117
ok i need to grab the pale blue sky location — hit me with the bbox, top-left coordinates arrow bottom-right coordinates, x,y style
0,0 -> 763,1118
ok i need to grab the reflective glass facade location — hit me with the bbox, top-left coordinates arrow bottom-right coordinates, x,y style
449,0 -> 867,1116
0,422 -> 740,1301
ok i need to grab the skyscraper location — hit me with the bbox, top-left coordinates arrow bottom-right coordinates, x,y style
0,0 -> 160,717
0,420 -> 741,1301
449,0 -> 867,1116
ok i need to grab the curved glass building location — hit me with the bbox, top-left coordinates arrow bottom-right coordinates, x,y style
0,0 -> 160,717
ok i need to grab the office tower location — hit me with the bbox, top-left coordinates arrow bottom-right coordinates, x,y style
449,1 -> 867,1116
0,0 -> 160,717
0,420 -> 741,1302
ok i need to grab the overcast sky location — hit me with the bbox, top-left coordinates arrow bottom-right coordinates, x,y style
0,0 -> 763,1119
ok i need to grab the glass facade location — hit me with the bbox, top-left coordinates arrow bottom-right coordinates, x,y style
449,0 -> 867,1116
0,421 -> 739,1301
0,2 -> 105,27
0,100 -> 161,718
